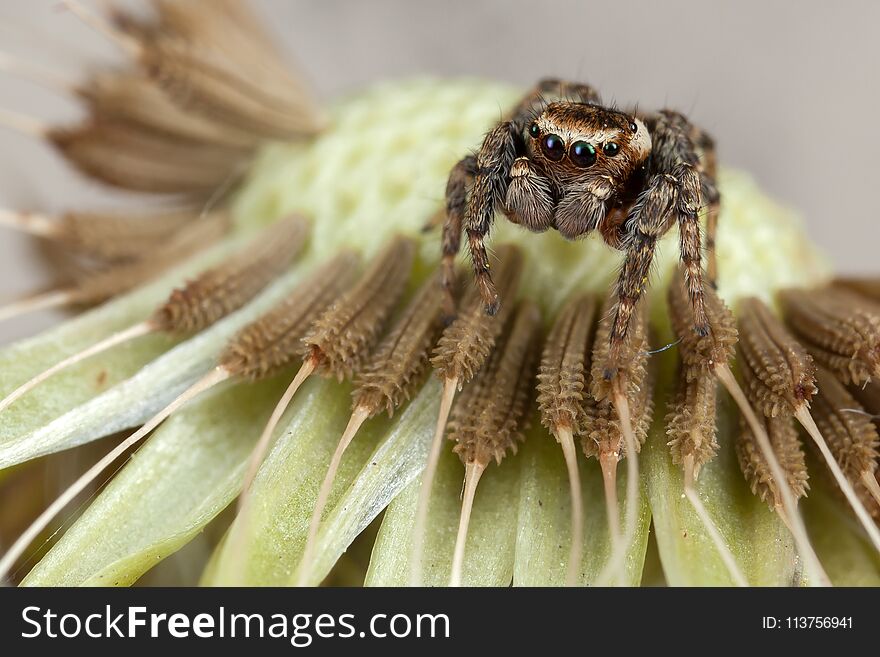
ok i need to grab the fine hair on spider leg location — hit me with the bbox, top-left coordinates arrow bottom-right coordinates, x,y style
295,271 -> 445,587
668,278 -> 830,586
536,294 -> 597,586
410,245 -> 523,586
737,296 -> 880,555
0,214 -> 307,415
446,301 -> 540,587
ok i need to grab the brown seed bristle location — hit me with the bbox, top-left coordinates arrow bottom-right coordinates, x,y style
737,297 -> 817,418
128,2 -> 326,140
810,368 -> 880,487
151,214 -> 309,334
71,210 -> 229,306
353,272 -> 445,417
849,381 -> 880,418
77,71 -> 257,150
49,121 -> 249,195
779,287 -> 880,386
303,236 -> 418,381
668,269 -> 738,380
58,208 -> 199,263
583,295 -> 653,459
448,301 -> 542,467
666,368 -> 719,478
536,294 -> 597,435
220,252 -> 360,381
834,277 -> 880,304
431,245 -> 524,384
735,414 -> 809,508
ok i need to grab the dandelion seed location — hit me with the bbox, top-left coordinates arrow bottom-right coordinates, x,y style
0,211 -> 229,325
669,275 -> 830,585
0,214 -> 306,414
810,368 -> 880,516
410,244 -> 523,585
586,294 -> 651,587
0,246 -> 354,582
240,236 -> 417,523
296,271 -> 444,586
447,301 -> 540,586
738,296 -> 880,554
666,368 -> 747,586
779,287 -> 880,386
0,207 -> 199,264
536,294 -> 596,586
65,0 -> 325,141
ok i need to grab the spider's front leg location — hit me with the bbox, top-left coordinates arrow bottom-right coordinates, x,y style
604,175 -> 678,378
464,121 -> 518,315
440,154 -> 477,319
604,111 -> 712,377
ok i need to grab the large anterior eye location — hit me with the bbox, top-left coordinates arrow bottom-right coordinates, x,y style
541,134 -> 565,161
569,140 -> 597,167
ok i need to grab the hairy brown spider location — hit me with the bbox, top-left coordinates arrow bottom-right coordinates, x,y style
440,78 -> 720,377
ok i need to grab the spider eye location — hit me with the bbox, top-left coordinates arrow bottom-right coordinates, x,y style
629,121 -> 638,133
569,140 -> 597,167
603,142 -> 620,157
528,122 -> 540,138
541,134 -> 565,161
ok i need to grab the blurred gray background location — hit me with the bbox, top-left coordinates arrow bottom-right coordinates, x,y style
0,0 -> 878,342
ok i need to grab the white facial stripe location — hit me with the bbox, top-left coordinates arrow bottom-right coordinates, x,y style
631,118 -> 652,157
536,120 -> 618,146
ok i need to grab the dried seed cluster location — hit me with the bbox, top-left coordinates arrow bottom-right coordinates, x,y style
665,372 -> 719,477
780,288 -> 880,386
221,252 -> 360,381
304,236 -> 417,380
583,295 -> 653,459
736,414 -> 809,507
72,211 -> 229,306
448,302 -> 542,466
536,295 -> 597,435
737,297 -> 817,418
353,272 -> 445,416
46,0 -> 323,197
152,214 -> 309,334
431,245 -> 524,384
0,1 -> 330,319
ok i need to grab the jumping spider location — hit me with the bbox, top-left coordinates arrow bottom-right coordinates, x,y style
440,78 -> 720,377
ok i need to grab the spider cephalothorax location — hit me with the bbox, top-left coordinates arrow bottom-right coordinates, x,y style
441,78 -> 720,376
